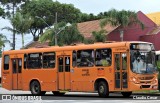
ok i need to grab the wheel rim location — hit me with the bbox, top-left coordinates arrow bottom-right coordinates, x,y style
32,83 -> 39,93
34,85 -> 39,92
99,85 -> 104,93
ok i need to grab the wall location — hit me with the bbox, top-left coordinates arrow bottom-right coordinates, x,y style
108,11 -> 156,42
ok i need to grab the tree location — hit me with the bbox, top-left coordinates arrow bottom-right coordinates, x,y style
92,29 -> 107,42
0,0 -> 27,50
0,33 -> 10,56
39,22 -> 84,46
2,12 -> 33,48
0,7 -> 5,17
100,9 -> 144,41
12,12 -> 33,48
20,0 -> 82,41
0,33 -> 10,47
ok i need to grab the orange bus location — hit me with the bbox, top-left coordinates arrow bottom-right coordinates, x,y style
1,41 -> 158,97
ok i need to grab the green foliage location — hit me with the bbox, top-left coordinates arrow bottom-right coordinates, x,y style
12,12 -> 33,34
92,29 -> 107,42
39,22 -> 84,46
0,33 -> 10,57
0,7 -> 5,17
0,0 -> 26,18
80,13 -> 99,22
20,0 -> 82,41
100,9 -> 144,29
0,33 -> 10,48
2,12 -> 33,48
12,12 -> 33,48
59,23 -> 84,46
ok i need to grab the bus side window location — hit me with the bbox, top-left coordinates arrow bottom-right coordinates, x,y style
4,55 -> 9,70
77,49 -> 94,67
95,49 -> 112,66
43,52 -> 55,68
24,54 -> 27,69
27,53 -> 42,69
72,51 -> 76,67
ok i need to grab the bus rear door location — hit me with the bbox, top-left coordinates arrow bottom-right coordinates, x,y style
114,52 -> 128,90
57,52 -> 71,90
11,55 -> 22,90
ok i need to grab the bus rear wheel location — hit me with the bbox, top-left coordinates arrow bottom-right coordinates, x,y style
121,92 -> 132,97
30,81 -> 46,95
52,91 -> 65,96
98,81 -> 109,97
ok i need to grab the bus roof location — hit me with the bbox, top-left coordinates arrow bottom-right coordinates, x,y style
2,41 -> 153,55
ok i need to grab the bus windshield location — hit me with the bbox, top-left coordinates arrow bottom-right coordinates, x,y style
130,43 -> 157,74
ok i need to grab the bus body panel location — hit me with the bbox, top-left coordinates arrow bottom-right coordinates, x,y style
1,41 -> 158,94
22,69 -> 57,91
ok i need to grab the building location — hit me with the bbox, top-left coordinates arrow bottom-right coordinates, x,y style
77,20 -> 118,39
147,12 -> 160,26
77,11 -> 160,50
24,11 -> 160,51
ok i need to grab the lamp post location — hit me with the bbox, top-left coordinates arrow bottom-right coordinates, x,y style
35,16 -> 71,45
120,30 -> 124,41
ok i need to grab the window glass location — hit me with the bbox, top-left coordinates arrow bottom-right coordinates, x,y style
72,51 -> 76,67
58,57 -> 63,72
65,57 -> 70,72
24,54 -> 27,69
27,53 -> 42,69
115,54 -> 120,70
4,55 -> 9,70
43,52 -> 55,68
95,49 -> 112,66
77,50 -> 94,67
122,53 -> 127,70
12,59 -> 16,73
156,55 -> 160,69
18,59 -> 22,73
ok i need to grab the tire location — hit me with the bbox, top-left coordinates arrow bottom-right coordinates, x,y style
98,81 -> 109,97
121,92 -> 132,97
40,91 -> 46,96
52,91 -> 65,96
30,81 -> 44,95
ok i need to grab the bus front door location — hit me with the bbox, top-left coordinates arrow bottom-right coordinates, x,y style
12,58 -> 22,90
114,53 -> 128,90
58,56 -> 71,90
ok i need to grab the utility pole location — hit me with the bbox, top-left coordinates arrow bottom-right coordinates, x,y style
12,3 -> 16,50
54,12 -> 58,46
120,30 -> 124,41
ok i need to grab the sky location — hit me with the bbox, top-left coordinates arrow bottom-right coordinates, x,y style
1,0 -> 160,51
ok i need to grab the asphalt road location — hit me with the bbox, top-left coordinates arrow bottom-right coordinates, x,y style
0,88 -> 160,102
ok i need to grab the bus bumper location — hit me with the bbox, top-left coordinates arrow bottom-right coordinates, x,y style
129,81 -> 158,91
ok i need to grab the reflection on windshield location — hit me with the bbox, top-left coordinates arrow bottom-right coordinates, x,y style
130,50 -> 157,74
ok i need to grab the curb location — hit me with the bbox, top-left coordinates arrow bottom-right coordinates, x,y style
133,93 -> 160,96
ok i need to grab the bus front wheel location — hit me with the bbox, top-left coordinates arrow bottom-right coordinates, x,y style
121,92 -> 132,97
98,81 -> 109,97
30,81 -> 46,95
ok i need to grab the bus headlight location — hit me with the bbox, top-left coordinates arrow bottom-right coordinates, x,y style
131,77 -> 139,84
152,78 -> 158,84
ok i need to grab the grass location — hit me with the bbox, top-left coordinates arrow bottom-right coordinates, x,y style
133,90 -> 160,94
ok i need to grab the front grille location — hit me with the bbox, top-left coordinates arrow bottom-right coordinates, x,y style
138,76 -> 154,80
140,81 -> 152,84
141,85 -> 150,88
